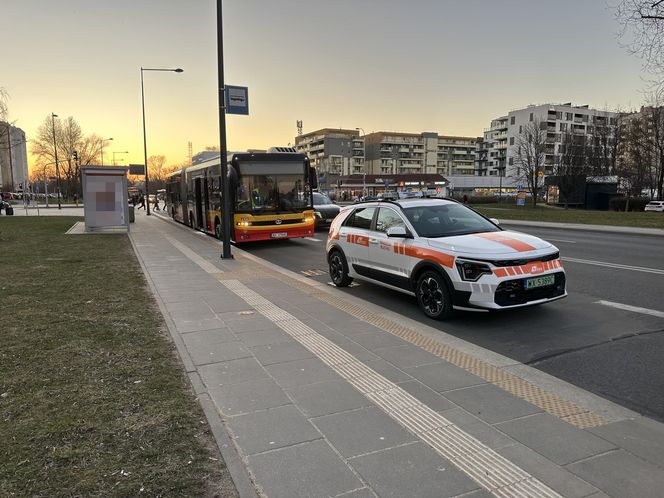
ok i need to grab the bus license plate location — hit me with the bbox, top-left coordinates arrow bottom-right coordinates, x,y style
524,274 -> 554,290
271,232 -> 288,238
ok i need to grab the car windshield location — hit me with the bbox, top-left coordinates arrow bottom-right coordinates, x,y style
313,192 -> 332,205
403,203 -> 500,238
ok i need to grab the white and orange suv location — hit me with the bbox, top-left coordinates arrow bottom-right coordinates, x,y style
326,198 -> 566,320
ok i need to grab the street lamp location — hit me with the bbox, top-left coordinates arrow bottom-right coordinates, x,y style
100,137 -> 113,166
113,151 -> 129,165
51,113 -> 62,209
141,66 -> 184,215
355,127 -> 366,197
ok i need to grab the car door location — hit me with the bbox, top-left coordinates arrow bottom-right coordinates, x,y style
368,207 -> 412,290
338,206 -> 375,275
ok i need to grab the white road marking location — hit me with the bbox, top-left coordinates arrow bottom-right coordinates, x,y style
561,256 -> 664,275
304,237 -> 323,242
543,238 -> 577,244
595,300 -> 664,319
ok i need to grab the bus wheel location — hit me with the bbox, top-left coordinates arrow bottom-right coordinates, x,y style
215,219 -> 222,239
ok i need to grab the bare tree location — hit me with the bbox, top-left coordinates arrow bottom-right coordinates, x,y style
617,0 -> 664,90
0,87 -> 8,122
617,112 -> 656,207
641,97 -> 664,199
30,115 -> 104,198
553,132 -> 588,209
513,119 -> 547,207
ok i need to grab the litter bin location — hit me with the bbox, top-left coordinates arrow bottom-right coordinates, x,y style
128,205 -> 135,223
5,205 -> 13,215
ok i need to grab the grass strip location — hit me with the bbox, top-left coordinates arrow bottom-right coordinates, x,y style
473,203 -> 664,229
0,217 -> 237,497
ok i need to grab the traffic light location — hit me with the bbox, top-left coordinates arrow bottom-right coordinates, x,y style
72,150 -> 78,162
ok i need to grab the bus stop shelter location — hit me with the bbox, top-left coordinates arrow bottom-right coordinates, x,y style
81,166 -> 130,232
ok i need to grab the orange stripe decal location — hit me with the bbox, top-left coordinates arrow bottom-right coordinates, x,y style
473,232 -> 537,252
403,246 -> 455,268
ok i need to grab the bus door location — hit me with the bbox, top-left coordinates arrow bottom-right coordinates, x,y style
203,176 -> 211,232
194,177 -> 204,229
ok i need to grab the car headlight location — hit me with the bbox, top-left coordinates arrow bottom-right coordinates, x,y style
314,211 -> 322,219
456,261 -> 492,281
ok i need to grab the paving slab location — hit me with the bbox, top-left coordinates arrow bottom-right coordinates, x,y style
361,358 -> 413,383
403,361 -> 487,393
443,383 -> 542,424
312,406 -> 417,458
349,442 -> 481,498
495,413 -> 616,465
333,488 -> 376,498
566,449 -> 664,498
232,327 -> 293,348
198,357 -> 269,387
497,444 -> 600,498
224,315 -> 279,333
395,380 -> 456,413
249,341 -> 314,366
180,328 -> 237,346
588,418 -> 664,469
208,377 -> 291,416
371,343 -> 443,368
343,330 -> 408,349
173,316 -> 225,333
285,379 -> 373,418
439,407 -> 518,451
185,340 -> 251,366
226,404 -> 321,455
247,440 -> 363,498
264,357 -> 342,388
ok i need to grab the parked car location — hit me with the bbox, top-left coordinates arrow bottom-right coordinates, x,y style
644,200 -> 664,212
326,198 -> 566,320
313,192 -> 340,229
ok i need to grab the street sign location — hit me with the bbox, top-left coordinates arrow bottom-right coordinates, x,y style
225,85 -> 249,115
129,164 -> 145,175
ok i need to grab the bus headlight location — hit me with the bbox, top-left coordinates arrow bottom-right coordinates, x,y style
304,216 -> 315,223
236,221 -> 252,227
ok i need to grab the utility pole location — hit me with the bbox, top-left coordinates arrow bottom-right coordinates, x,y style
217,0 -> 232,259
51,113 -> 62,209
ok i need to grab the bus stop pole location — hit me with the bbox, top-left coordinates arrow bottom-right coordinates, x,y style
217,0 -> 232,259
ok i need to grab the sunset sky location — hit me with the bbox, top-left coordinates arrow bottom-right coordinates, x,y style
1,0 -> 649,171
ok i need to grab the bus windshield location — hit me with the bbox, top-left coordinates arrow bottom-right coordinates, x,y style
235,174 -> 310,213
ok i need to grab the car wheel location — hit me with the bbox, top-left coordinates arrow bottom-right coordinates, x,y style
416,270 -> 453,320
329,250 -> 353,287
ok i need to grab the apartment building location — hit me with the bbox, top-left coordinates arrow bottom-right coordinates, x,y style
479,104 -> 620,178
294,128 -> 364,178
0,122 -> 28,192
362,131 -> 477,176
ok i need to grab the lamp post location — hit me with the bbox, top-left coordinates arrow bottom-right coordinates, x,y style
99,137 -> 113,166
355,127 -> 366,197
141,66 -> 183,215
51,113 -> 62,209
113,151 -> 129,165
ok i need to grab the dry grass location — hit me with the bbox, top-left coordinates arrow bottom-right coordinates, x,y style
0,217 -> 237,497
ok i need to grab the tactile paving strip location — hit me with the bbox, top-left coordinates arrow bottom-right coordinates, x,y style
246,265 -> 609,429
218,278 -> 562,498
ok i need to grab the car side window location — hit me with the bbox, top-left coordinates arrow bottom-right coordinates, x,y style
375,208 -> 406,233
344,207 -> 375,230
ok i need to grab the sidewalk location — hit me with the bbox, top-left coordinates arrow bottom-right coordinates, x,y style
128,211 -> 664,497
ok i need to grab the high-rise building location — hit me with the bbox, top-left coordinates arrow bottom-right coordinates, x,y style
0,122 -> 28,191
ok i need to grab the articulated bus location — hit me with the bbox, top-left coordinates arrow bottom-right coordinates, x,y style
165,148 -> 317,242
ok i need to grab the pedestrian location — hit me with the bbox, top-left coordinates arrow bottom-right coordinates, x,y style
153,195 -> 160,211
73,193 -> 78,207
137,194 -> 146,210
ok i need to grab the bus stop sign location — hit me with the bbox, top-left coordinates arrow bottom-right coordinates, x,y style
225,85 -> 249,115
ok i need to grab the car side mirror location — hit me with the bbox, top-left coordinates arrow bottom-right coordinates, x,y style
386,226 -> 411,238
490,218 -> 500,226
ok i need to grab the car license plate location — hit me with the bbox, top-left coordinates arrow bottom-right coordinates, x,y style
524,274 -> 555,289
271,232 -> 288,238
